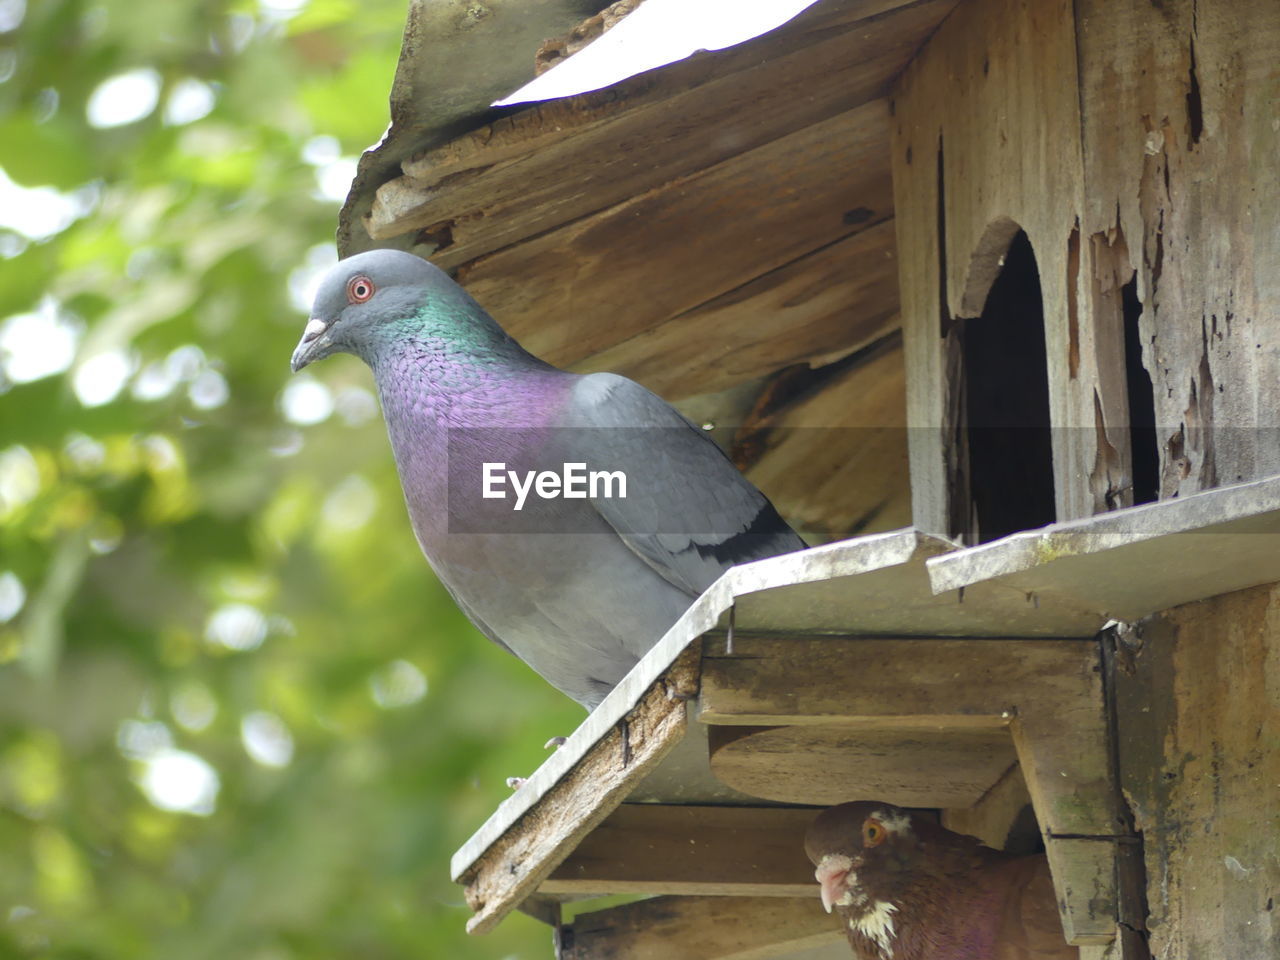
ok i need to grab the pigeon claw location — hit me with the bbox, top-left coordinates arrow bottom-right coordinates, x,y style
544,736 -> 568,750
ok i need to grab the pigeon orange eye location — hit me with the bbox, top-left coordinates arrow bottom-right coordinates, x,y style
347,276 -> 375,303
863,820 -> 885,847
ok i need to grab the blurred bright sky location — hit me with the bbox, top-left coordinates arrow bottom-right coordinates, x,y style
496,0 -> 822,105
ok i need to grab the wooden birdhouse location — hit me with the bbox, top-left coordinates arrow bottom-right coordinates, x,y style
340,0 -> 1280,956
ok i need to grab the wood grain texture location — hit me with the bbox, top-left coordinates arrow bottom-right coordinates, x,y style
584,219 -> 901,402
1115,581 -> 1280,959
455,99 -> 894,371
708,724 -> 1017,808
697,636 -> 1095,729
367,0 -> 954,265
457,647 -> 698,934
1077,0 -> 1280,500
560,895 -> 843,960
942,762 -> 1034,852
891,0 -> 1134,533
542,804 -> 818,897
733,331 -> 911,541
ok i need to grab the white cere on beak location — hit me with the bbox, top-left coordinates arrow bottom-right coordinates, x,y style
301,317 -> 328,343
815,853 -> 855,914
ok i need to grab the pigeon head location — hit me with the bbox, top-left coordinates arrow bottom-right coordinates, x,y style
805,801 -> 935,919
290,249 -> 503,372
803,798 -> 983,921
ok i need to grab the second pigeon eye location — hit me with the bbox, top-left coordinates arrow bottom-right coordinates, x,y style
347,275 -> 375,303
863,820 -> 885,846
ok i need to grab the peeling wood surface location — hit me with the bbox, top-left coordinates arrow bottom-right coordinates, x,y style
892,0 -> 1108,534
1077,0 -> 1280,499
897,0 -> 1279,537
1115,582 -> 1280,959
532,0 -> 642,77
542,805 -> 817,897
456,647 -> 698,934
560,896 -> 844,960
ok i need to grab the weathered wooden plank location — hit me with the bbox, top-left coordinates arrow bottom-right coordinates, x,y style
892,0 -> 1112,533
560,896 -> 843,960
531,0 -> 642,78
1036,838 -> 1119,946
734,331 -> 910,540
707,724 -> 1017,808
581,220 -> 901,401
454,99 -> 893,370
1076,0 -> 1280,499
541,805 -> 817,897
927,474 -> 1280,622
457,647 -> 699,934
698,636 -> 1095,728
368,0 -> 956,265
725,529 -> 1109,637
1114,581 -> 1280,959
941,762 -> 1034,852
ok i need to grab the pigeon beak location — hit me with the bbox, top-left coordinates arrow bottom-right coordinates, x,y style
815,857 -> 852,914
290,317 -> 331,372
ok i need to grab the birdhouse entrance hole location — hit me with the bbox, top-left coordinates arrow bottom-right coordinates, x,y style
958,229 -> 1056,543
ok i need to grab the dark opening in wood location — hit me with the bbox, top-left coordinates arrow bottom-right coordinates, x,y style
1122,276 -> 1159,504
1003,802 -> 1045,855
962,230 -> 1056,543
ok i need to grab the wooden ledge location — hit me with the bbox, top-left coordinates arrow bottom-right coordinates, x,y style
559,895 -> 844,960
929,473 -> 1280,620
456,645 -> 700,934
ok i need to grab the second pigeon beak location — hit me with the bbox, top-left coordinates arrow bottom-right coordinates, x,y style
815,855 -> 855,913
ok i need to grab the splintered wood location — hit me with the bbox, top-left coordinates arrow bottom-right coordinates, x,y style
1077,0 -> 1280,500
456,647 -> 698,934
895,0 -> 1280,534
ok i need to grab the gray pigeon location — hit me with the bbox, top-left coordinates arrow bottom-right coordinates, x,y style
291,249 -> 805,709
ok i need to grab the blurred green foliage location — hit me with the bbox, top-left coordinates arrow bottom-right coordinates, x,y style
0,2 -> 582,957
